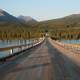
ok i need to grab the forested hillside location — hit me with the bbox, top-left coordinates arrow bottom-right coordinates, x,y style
0,9 -> 80,40
36,14 -> 80,40
0,9 -> 43,40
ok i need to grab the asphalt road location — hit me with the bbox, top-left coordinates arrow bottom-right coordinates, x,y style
0,39 -> 80,80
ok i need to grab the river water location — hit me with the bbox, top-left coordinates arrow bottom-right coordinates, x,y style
0,40 -> 32,48
61,40 -> 80,44
0,40 -> 33,58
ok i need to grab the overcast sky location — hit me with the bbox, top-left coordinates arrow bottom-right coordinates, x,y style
0,0 -> 80,21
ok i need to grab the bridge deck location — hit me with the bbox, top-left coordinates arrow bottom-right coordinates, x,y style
0,39 -> 80,80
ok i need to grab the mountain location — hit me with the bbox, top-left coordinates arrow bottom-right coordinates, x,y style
18,15 -> 38,25
0,9 -> 32,39
38,14 -> 80,29
0,9 -> 21,24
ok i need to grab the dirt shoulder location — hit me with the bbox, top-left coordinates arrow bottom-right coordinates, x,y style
48,38 -> 80,67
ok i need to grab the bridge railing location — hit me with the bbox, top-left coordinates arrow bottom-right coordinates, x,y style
0,38 -> 45,60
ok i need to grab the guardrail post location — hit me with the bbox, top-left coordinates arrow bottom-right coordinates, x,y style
10,48 -> 13,54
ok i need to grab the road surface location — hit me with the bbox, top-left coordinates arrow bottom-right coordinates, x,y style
0,39 -> 80,80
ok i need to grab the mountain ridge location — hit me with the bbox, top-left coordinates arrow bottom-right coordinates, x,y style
38,13 -> 80,29
18,15 -> 38,25
0,9 -> 20,23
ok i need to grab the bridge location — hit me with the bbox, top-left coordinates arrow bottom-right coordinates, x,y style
0,38 -> 80,80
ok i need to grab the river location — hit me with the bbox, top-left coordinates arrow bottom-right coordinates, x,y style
61,40 -> 80,44
0,40 -> 33,58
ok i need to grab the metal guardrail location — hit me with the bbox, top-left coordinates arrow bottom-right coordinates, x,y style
0,38 -> 45,61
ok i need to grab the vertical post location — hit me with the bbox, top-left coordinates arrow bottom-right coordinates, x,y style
28,32 -> 31,48
10,48 -> 13,54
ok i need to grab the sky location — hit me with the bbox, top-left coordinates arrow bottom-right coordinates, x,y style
0,0 -> 80,21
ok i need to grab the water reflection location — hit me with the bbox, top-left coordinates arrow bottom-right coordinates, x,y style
61,40 -> 80,44
0,40 -> 32,48
0,40 -> 32,58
